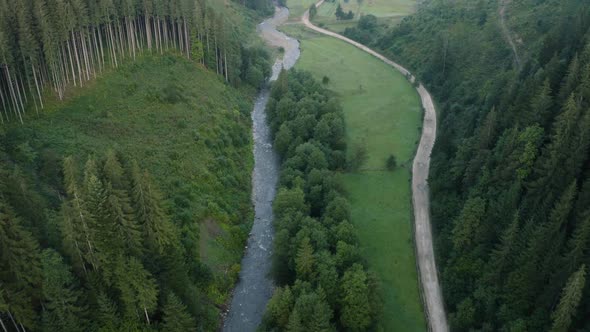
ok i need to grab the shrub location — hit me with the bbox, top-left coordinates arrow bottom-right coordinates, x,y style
386,154 -> 397,171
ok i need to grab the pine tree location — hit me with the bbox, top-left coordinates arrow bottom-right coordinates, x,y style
161,292 -> 196,332
263,286 -> 294,329
40,249 -> 85,332
339,263 -> 371,331
95,291 -> 120,330
61,156 -> 99,271
451,196 -> 486,252
550,265 -> 586,332
295,237 -> 314,280
130,161 -> 175,254
0,194 -> 42,330
115,257 -> 158,324
102,151 -> 142,256
528,79 -> 553,126
484,212 -> 520,285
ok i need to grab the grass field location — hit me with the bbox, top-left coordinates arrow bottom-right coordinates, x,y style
287,0 -> 416,32
282,23 -> 426,331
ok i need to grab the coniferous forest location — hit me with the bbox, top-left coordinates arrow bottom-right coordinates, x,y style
0,0 -> 275,331
0,0 -> 272,124
4,0 -> 590,330
342,0 -> 590,330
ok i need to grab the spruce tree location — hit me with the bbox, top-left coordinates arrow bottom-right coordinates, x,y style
130,161 -> 174,254
115,257 -> 158,324
0,195 -> 42,330
161,292 -> 196,332
339,264 -> 371,331
550,265 -> 586,332
40,249 -> 85,332
295,237 -> 314,281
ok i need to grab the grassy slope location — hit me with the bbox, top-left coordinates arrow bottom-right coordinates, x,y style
281,24 -> 425,331
5,54 -> 254,302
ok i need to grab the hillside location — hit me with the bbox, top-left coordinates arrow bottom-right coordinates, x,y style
343,0 -> 590,330
0,0 -> 274,331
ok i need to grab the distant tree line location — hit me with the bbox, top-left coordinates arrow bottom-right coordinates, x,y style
0,0 -> 271,124
259,69 -> 381,331
351,0 -> 590,330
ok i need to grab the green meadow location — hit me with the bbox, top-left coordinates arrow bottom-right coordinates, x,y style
281,23 -> 427,331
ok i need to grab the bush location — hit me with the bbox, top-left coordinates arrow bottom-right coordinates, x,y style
347,144 -> 368,171
322,76 -> 330,84
386,154 -> 397,171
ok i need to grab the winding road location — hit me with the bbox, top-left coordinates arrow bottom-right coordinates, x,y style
303,3 -> 448,331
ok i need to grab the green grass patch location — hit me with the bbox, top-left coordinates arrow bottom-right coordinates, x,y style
342,171 -> 425,332
5,54 -> 254,289
286,0 -> 317,20
288,22 -> 426,331
289,0 -> 416,32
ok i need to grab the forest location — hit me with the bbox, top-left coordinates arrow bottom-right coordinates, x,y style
0,0 -> 272,124
343,0 -> 590,330
0,0 -> 275,331
259,70 -> 381,331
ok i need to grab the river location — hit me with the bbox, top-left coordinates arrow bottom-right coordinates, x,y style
222,6 -> 300,332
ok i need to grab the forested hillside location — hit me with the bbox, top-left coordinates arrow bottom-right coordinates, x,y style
0,0 -> 276,331
344,0 -> 590,330
0,0 -> 272,123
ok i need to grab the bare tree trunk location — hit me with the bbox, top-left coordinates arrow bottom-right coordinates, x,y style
224,50 -> 228,82
144,307 -> 150,325
163,20 -> 169,49
4,66 -> 21,121
80,32 -> 91,81
7,312 -> 19,332
0,315 -> 8,332
0,74 -> 8,122
214,36 -> 219,75
145,12 -> 152,50
71,31 -> 83,86
16,75 -> 27,115
97,27 -> 105,69
31,60 -> 44,109
184,18 -> 190,59
92,28 -> 101,74
108,23 -> 118,67
117,21 -> 125,59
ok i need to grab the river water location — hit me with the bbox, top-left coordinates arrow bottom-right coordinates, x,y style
222,7 -> 300,332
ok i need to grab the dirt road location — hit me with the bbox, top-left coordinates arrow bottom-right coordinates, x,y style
303,3 -> 448,331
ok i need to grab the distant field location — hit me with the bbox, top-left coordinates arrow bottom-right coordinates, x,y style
286,0 -> 317,19
290,0 -> 416,32
282,23 -> 426,331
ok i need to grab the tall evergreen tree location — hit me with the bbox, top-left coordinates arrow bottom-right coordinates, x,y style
550,265 -> 586,332
130,161 -> 175,255
161,292 -> 196,332
40,249 -> 85,332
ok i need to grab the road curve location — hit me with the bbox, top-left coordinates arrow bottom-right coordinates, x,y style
302,3 -> 448,331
